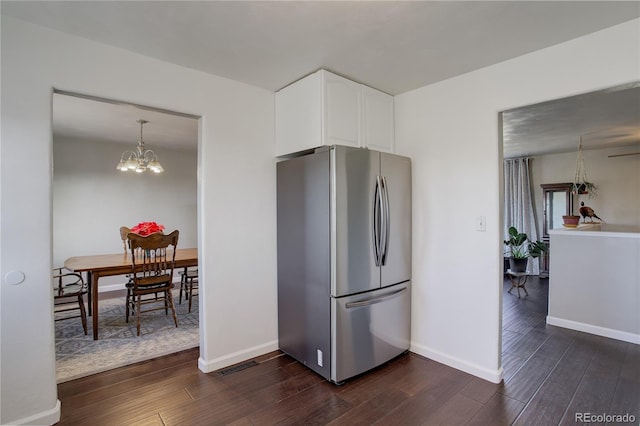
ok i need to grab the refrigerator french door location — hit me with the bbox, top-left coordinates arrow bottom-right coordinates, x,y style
277,145 -> 411,383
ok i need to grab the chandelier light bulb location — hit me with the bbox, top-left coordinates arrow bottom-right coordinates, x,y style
148,159 -> 164,173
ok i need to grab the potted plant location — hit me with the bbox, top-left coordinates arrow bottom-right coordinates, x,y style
571,137 -> 598,199
562,215 -> 581,227
572,181 -> 598,198
503,226 -> 547,273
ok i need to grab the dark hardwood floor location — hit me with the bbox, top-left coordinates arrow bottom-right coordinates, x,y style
57,277 -> 639,425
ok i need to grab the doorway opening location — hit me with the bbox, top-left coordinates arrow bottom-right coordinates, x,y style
52,90 -> 201,382
499,81 -> 640,380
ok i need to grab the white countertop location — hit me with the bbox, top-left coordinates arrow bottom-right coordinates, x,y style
549,223 -> 640,238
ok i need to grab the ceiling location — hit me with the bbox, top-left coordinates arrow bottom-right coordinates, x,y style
4,1 -> 640,154
53,92 -> 199,150
3,1 -> 639,95
502,82 -> 640,158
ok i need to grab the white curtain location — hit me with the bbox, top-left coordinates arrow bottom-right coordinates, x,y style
504,157 -> 540,275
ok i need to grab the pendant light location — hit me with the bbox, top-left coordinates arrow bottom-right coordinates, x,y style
116,119 -> 164,173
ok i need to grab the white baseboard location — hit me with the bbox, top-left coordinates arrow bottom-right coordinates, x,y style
546,316 -> 640,344
198,340 -> 279,374
8,399 -> 60,425
410,342 -> 503,384
196,340 -> 505,383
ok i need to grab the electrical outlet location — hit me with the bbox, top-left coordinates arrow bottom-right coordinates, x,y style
476,216 -> 486,232
317,350 -> 323,367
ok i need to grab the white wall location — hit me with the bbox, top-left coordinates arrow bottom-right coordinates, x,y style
53,136 -> 198,288
1,16 -> 276,425
531,144 -> 640,233
395,19 -> 640,383
548,230 -> 640,343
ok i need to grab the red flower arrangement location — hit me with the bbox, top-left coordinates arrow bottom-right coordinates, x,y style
130,221 -> 165,236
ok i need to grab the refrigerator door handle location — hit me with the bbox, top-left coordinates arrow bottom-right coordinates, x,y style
373,176 -> 383,267
380,176 -> 390,265
345,287 -> 407,309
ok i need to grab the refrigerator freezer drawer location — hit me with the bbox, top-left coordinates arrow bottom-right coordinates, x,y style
331,282 -> 411,383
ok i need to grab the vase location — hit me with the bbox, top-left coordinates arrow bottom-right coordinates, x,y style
562,215 -> 581,227
509,257 -> 528,273
577,184 -> 588,194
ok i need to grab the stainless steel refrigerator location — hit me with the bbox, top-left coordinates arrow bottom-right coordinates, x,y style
277,145 -> 411,383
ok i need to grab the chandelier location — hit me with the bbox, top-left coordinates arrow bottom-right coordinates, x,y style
116,119 -> 164,173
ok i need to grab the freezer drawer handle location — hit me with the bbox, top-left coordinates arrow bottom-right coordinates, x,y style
345,287 -> 407,309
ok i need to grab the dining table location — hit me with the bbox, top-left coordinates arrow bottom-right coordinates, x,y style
64,248 -> 198,340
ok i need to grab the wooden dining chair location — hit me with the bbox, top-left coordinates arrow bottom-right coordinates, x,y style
120,226 -> 139,289
179,267 -> 198,313
120,226 -> 131,254
53,267 -> 88,335
126,230 -> 180,336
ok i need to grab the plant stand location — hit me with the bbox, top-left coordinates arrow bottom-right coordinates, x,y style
506,269 -> 529,298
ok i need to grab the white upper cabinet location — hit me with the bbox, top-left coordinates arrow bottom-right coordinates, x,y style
361,85 -> 395,153
275,70 -> 395,157
323,72 -> 361,148
275,71 -> 323,156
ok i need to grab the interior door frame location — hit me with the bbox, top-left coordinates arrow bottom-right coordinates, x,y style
540,182 -> 574,240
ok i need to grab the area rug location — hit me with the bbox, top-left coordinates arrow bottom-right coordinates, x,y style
55,290 -> 199,383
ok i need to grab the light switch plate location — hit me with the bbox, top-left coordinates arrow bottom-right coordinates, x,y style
476,216 -> 486,232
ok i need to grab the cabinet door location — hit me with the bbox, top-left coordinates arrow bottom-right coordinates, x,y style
362,86 -> 395,153
275,71 -> 322,156
323,71 -> 361,148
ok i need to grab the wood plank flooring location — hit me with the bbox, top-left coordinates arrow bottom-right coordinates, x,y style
57,277 -> 640,425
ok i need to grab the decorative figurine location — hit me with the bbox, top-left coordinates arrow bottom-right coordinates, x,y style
579,201 -> 604,223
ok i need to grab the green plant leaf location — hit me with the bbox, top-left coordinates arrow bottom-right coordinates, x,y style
528,241 -> 547,258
